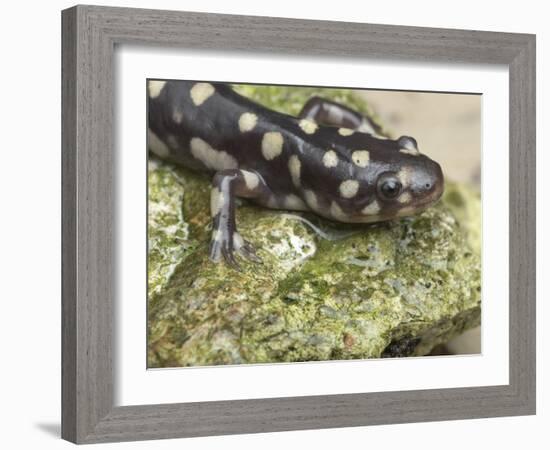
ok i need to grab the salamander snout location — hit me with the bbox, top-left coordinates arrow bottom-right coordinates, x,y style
410,158 -> 444,206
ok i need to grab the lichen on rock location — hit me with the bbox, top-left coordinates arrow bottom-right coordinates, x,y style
147,85 -> 481,368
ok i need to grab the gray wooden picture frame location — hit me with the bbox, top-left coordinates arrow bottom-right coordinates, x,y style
61,4 -> 536,444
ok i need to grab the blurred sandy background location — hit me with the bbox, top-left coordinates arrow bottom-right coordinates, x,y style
357,89 -> 482,354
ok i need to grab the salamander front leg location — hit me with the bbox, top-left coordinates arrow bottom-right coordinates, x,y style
209,169 -> 267,269
298,96 -> 382,135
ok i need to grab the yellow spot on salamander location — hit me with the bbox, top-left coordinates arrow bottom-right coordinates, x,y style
190,82 -> 215,106
339,180 -> 359,198
238,112 -> 258,132
362,199 -> 381,215
288,155 -> 301,187
299,119 -> 318,134
148,80 -> 166,98
322,150 -> 338,168
147,129 -> 170,158
241,170 -> 260,190
304,189 -> 318,210
352,150 -> 370,168
338,128 -> 355,136
284,194 -> 307,211
397,167 -> 414,186
398,191 -> 412,204
262,131 -> 284,160
190,137 -> 238,170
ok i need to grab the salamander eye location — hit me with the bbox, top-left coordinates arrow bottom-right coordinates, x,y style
377,173 -> 402,199
381,180 -> 401,198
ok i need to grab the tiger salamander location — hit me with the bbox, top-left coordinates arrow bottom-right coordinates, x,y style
147,80 -> 444,268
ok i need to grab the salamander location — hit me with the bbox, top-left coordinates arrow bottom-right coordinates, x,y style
147,80 -> 444,268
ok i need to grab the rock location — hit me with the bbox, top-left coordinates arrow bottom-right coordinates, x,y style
147,86 -> 481,368
147,164 -> 481,367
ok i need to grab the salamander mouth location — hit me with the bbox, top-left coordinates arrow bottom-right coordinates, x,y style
417,186 -> 444,209
386,179 -> 445,220
346,187 -> 445,223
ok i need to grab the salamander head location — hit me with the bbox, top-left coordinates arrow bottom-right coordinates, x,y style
359,135 -> 444,222
318,133 -> 444,224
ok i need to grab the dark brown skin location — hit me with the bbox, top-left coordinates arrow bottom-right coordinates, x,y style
147,80 -> 444,268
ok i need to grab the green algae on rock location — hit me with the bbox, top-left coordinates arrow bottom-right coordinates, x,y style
147,85 -> 481,367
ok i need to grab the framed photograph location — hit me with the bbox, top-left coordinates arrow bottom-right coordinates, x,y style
62,5 -> 536,444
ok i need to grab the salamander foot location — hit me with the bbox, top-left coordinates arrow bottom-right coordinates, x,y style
209,230 -> 262,270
